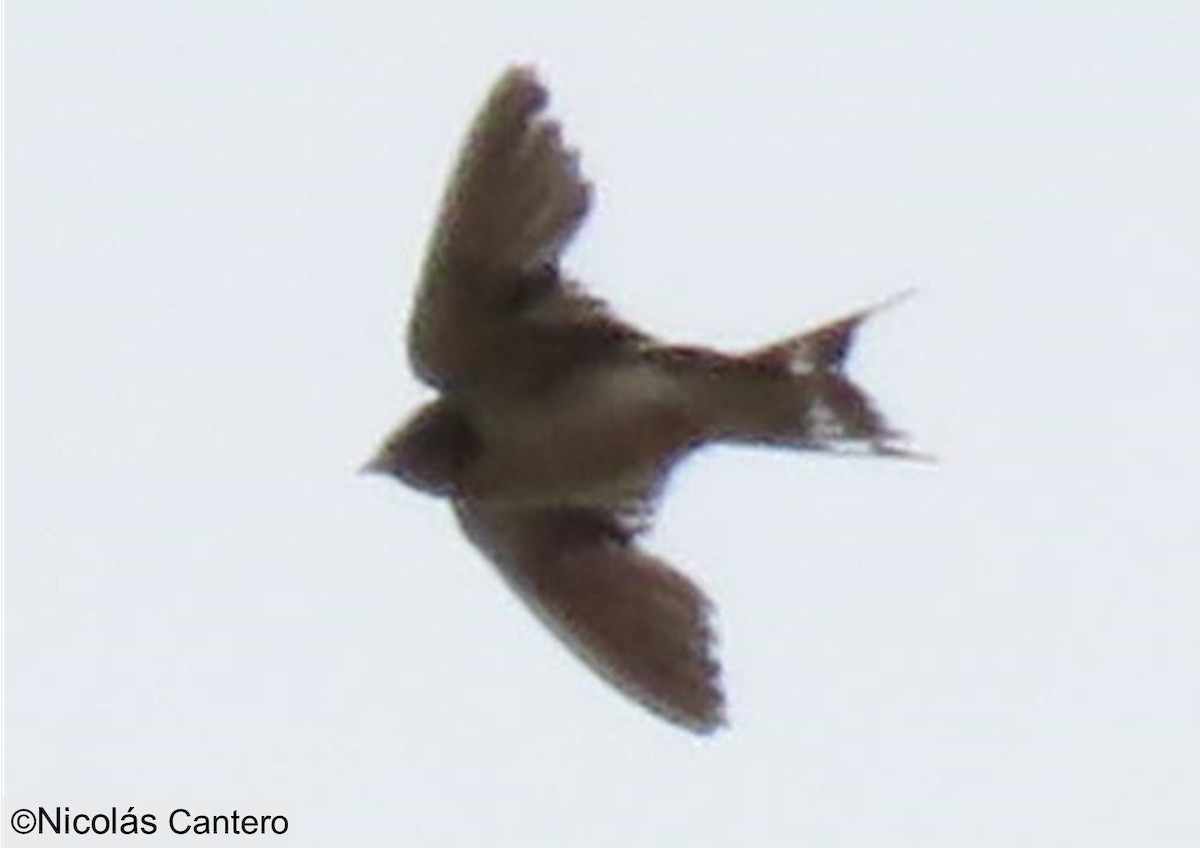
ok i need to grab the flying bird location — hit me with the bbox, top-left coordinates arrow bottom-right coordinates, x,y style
366,66 -> 914,733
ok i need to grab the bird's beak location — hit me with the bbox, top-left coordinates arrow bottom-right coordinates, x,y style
359,452 -> 389,476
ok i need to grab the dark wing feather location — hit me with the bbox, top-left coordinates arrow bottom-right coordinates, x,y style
455,502 -> 725,734
409,66 -> 637,389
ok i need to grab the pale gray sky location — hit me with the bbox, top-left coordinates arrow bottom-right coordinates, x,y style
7,1 -> 1199,846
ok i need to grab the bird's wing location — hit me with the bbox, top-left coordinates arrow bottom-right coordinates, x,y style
454,501 -> 725,734
409,66 -> 636,389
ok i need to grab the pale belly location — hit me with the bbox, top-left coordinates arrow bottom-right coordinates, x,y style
464,362 -> 703,507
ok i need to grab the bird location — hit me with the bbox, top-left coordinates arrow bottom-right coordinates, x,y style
365,66 -> 915,734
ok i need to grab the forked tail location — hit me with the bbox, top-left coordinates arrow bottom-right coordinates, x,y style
686,292 -> 917,457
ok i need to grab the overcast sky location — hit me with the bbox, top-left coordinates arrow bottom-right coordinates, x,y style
7,1 -> 1199,846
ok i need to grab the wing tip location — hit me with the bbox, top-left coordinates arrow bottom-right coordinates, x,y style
491,63 -> 550,118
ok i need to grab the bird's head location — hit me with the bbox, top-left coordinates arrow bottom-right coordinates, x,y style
362,402 -> 480,497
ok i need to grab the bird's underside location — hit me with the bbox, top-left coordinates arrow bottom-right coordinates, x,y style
369,65 -> 915,734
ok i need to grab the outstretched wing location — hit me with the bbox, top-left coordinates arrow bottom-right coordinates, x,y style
455,502 -> 725,734
409,66 -> 634,390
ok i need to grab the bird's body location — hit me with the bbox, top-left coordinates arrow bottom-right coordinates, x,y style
459,358 -> 698,506
366,66 -> 915,733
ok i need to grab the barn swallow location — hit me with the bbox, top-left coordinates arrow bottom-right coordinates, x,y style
366,66 -> 914,733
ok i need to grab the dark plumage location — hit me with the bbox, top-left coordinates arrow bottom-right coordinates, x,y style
366,66 -> 915,733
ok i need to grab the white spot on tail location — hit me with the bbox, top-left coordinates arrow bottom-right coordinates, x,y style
806,397 -> 842,441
